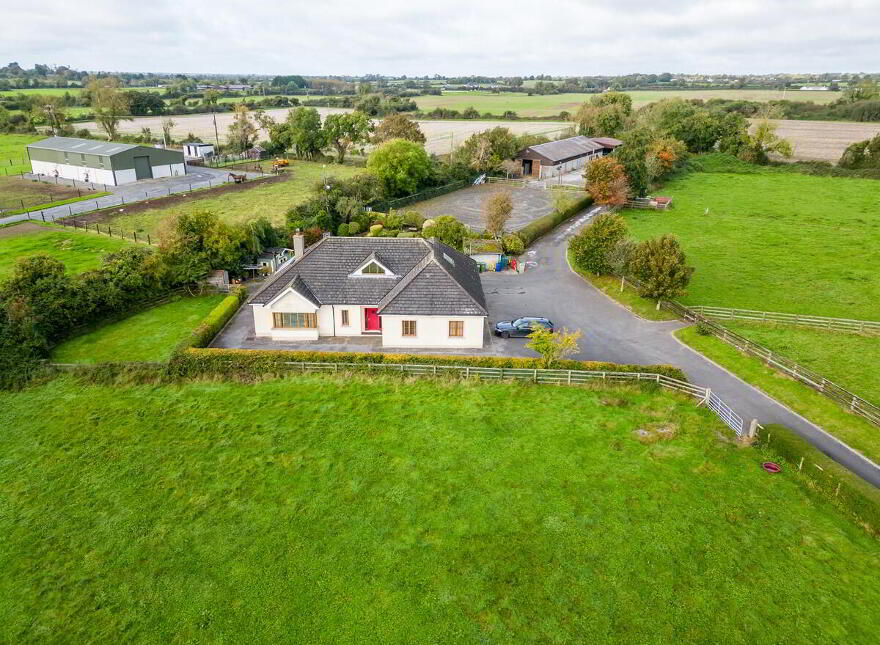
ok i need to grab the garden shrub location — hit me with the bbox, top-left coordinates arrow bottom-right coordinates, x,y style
368,224 -> 384,236
517,195 -> 593,246
760,424 -> 880,534
403,211 -> 424,229
173,286 -> 248,353
347,221 -> 361,235
336,223 -> 349,237
501,233 -> 525,255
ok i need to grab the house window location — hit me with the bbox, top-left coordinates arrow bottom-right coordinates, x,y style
273,312 -> 317,329
362,262 -> 385,274
341,310 -> 350,326
448,321 -> 464,337
402,320 -> 417,337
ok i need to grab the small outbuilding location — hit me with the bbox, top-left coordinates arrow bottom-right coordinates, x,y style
27,136 -> 185,186
183,142 -> 215,159
514,135 -> 623,179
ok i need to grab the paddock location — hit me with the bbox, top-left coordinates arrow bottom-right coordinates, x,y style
400,183 -> 555,231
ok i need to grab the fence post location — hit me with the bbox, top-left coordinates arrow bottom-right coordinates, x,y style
134,232 -> 138,243
41,211 -> 45,222
798,457 -> 804,471
68,204 -> 72,216
568,370 -> 572,385
147,234 -> 151,245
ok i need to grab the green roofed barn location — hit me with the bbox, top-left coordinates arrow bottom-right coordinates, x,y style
26,136 -> 185,186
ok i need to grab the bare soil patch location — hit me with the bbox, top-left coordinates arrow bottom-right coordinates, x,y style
0,221 -> 46,239
0,176 -> 100,207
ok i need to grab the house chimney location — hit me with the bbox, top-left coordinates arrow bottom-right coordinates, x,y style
292,229 -> 305,258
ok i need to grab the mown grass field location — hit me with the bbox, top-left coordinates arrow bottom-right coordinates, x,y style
414,89 -> 839,117
623,164 -> 880,320
51,294 -> 225,363
720,321 -> 880,404
1,373 -> 878,644
676,326 -> 880,464
100,161 -> 363,236
0,133 -> 42,175
0,223 -> 131,279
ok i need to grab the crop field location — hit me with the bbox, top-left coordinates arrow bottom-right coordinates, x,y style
759,119 -> 880,162
0,222 -> 131,279
2,373 -> 879,644
624,162 -> 880,320
93,160 -> 363,236
51,294 -> 225,364
413,89 -> 840,117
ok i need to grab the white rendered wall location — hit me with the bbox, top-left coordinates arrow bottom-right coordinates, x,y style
31,160 -> 117,186
152,162 -> 185,178
333,305 -> 369,336
115,168 -> 138,185
380,315 -> 485,349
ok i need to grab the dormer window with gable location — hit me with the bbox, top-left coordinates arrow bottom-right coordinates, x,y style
361,262 -> 385,274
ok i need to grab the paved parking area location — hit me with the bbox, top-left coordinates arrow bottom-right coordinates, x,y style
400,183 -> 554,231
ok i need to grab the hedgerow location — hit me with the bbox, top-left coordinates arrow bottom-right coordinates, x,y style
517,195 -> 593,246
167,347 -> 687,381
174,286 -> 248,353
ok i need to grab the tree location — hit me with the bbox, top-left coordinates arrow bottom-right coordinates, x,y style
483,191 -> 513,237
454,127 -> 527,173
584,156 -> 629,206
568,212 -> 628,275
372,113 -> 426,144
613,127 -> 654,197
645,137 -> 687,181
284,107 -> 325,159
526,327 -> 582,368
226,104 -> 258,152
501,233 -> 524,255
158,211 -> 249,281
87,76 -> 130,139
629,235 -> 694,303
843,79 -> 879,103
366,139 -> 432,197
323,112 -> 371,163
739,119 -> 793,164
28,96 -> 68,135
573,92 -> 632,137
422,215 -> 468,250
839,133 -> 880,169
161,117 -> 176,145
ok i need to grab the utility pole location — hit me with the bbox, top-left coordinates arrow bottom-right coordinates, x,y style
212,109 -> 221,150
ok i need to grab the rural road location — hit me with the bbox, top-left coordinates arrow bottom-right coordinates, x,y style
483,206 -> 880,487
0,166 -> 262,227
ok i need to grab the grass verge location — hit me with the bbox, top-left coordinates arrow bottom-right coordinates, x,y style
566,249 -> 677,321
1,373 -> 878,643
675,325 -> 880,465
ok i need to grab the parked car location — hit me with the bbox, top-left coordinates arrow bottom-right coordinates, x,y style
494,317 -> 554,338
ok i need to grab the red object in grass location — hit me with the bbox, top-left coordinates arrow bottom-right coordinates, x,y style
762,462 -> 782,473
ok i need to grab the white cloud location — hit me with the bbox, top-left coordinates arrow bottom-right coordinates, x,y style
4,0 -> 880,75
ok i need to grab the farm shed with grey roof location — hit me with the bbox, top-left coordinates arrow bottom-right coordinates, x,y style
26,136 -> 185,186
514,135 -> 620,180
249,235 -> 488,348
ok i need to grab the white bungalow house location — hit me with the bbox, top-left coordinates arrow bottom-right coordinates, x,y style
248,234 -> 488,348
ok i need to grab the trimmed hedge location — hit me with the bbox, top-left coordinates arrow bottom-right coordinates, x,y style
760,424 -> 880,534
517,195 -> 593,246
168,347 -> 687,381
173,286 -> 248,353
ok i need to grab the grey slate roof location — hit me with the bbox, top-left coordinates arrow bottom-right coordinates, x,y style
250,237 -> 487,316
517,135 -> 604,164
591,137 -> 624,149
26,136 -> 140,157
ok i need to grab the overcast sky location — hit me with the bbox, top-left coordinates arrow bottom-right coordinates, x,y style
5,0 -> 880,76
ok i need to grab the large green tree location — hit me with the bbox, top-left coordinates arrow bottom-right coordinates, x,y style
422,215 -> 468,250
323,112 -> 372,163
569,212 -> 628,275
573,92 -> 633,137
366,138 -> 432,197
86,76 -> 130,140
629,235 -> 694,302
226,104 -> 259,153
372,113 -> 426,144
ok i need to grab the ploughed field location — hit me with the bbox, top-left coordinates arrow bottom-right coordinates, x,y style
1,373 -> 878,644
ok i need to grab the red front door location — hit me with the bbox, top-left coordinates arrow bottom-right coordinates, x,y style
364,308 -> 381,331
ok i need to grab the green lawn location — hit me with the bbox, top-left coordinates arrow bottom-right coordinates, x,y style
0,133 -> 43,175
1,374 -> 879,644
51,294 -> 225,363
721,321 -> 880,404
676,326 -> 880,464
623,166 -> 880,320
414,89 -> 839,117
0,223 -> 131,279
101,161 -> 363,236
